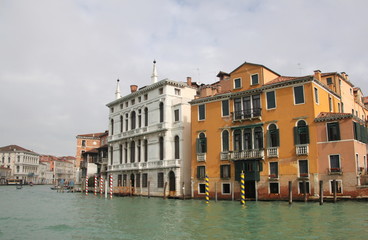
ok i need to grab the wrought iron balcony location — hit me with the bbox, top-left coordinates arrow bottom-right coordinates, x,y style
232,108 -> 262,121
230,149 -> 264,160
296,144 -> 309,156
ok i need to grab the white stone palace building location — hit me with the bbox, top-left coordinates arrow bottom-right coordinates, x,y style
106,62 -> 197,197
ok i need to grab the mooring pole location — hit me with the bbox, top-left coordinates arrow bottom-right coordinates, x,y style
163,182 -> 167,199
215,182 -> 218,202
148,181 -> 151,198
333,179 -> 337,203
303,180 -> 307,202
182,182 -> 185,200
288,181 -> 292,204
319,180 -> 323,205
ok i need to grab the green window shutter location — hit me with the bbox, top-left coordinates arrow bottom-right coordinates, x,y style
353,122 -> 358,140
266,130 -> 271,147
196,138 -> 200,153
336,123 -> 341,140
202,138 -> 207,153
305,126 -> 310,144
294,127 -> 299,145
275,129 -> 280,147
357,124 -> 362,142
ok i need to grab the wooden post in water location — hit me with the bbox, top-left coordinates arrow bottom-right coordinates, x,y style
288,181 -> 292,204
232,181 -> 234,201
215,182 -> 217,202
303,180 -> 307,202
182,182 -> 185,200
319,180 -> 323,205
333,179 -> 337,203
148,181 -> 151,198
163,182 -> 167,199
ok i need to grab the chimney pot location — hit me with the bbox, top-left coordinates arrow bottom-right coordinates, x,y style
130,85 -> 138,93
186,77 -> 192,86
314,70 -> 321,81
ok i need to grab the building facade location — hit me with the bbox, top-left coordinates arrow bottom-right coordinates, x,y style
0,145 -> 40,184
190,62 -> 368,201
106,63 -> 197,197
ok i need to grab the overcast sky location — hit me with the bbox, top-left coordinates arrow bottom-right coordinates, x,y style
1,0 -> 367,156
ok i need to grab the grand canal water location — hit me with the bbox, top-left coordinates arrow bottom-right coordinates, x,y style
0,185 -> 367,240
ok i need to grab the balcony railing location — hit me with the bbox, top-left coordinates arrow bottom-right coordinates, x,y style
232,108 -> 262,121
107,159 -> 182,171
328,167 -> 343,175
267,147 -> 279,158
298,173 -> 309,179
296,144 -> 309,156
268,174 -> 279,180
230,149 -> 264,160
197,153 -> 206,162
220,152 -> 230,160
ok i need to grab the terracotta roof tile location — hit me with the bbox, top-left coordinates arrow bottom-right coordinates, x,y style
0,145 -> 35,153
264,76 -> 302,85
315,112 -> 353,122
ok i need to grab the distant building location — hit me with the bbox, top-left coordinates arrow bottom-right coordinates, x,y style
40,155 -> 75,185
106,61 -> 197,197
0,145 -> 40,184
0,166 -> 11,184
75,132 -> 107,183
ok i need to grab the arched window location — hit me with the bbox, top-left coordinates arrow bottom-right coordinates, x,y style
159,137 -> 164,160
144,108 -> 148,126
244,128 -> 252,150
175,136 -> 180,159
267,124 -> 279,147
110,119 -> 114,135
119,144 -> 123,164
254,127 -> 263,149
294,120 -> 309,145
131,111 -> 136,130
159,102 -> 164,123
234,129 -> 242,151
196,132 -> 207,153
144,139 -> 148,162
120,115 -> 124,133
222,130 -> 229,152
130,141 -> 135,163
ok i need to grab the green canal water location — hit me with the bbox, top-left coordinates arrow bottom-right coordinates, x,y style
0,185 -> 367,240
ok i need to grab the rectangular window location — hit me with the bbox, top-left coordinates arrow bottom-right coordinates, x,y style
138,96 -> 141,102
197,166 -> 206,179
142,173 -> 148,188
175,88 -> 181,95
157,172 -> 164,188
198,183 -> 206,194
294,86 -> 305,104
222,183 -> 231,194
299,160 -> 308,177
327,77 -> 333,85
136,173 -> 141,187
269,162 -> 278,178
298,181 -> 310,194
144,94 -> 148,100
266,91 -> 276,109
123,174 -> 127,186
131,99 -> 135,105
330,180 -> 342,194
314,87 -> 319,104
251,74 -> 259,85
198,104 -> 206,120
159,88 -> 163,94
222,100 -> 229,116
269,182 -> 279,194
327,122 -> 340,141
220,165 -> 231,179
174,109 -> 180,122
329,155 -> 340,172
329,96 -> 333,112
234,78 -> 241,89
117,175 -> 122,187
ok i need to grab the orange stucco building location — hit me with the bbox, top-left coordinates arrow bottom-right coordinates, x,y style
190,61 -> 368,201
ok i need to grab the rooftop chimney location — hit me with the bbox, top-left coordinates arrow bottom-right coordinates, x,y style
151,60 -> 158,83
314,70 -> 321,81
187,77 -> 192,86
130,85 -> 138,93
115,79 -> 121,99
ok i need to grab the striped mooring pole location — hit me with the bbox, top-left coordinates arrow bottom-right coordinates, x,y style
94,175 -> 98,196
240,171 -> 245,205
205,174 -> 209,204
100,176 -> 104,196
109,174 -> 113,199
85,177 -> 88,196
